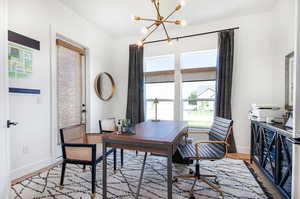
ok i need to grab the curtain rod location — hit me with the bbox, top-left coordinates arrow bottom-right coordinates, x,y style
144,27 -> 239,45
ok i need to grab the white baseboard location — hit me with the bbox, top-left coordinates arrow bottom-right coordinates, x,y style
236,145 -> 250,154
10,158 -> 53,180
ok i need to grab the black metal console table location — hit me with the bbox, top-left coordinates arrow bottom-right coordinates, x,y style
250,120 -> 293,198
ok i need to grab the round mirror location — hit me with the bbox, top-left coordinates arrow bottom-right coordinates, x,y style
94,72 -> 115,101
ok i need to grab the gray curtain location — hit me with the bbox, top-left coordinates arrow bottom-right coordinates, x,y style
126,45 -> 145,125
215,30 -> 236,153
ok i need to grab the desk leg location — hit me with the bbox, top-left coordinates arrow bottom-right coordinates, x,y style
102,142 -> 107,199
136,152 -> 147,199
121,149 -> 124,167
167,147 -> 173,199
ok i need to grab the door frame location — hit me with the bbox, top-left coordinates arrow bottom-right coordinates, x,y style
49,25 -> 91,160
292,1 -> 300,198
0,0 -> 10,198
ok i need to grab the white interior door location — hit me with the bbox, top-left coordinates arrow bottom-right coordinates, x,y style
0,0 -> 10,198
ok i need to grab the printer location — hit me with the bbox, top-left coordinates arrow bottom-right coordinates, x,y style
249,104 -> 285,123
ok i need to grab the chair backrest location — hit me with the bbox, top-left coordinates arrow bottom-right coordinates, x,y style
209,117 -> 233,143
99,118 -> 117,133
60,124 -> 86,144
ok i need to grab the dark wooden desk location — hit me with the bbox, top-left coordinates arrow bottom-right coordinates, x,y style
102,120 -> 188,199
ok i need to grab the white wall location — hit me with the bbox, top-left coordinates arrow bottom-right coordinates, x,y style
8,0 -> 114,179
111,0 -> 295,153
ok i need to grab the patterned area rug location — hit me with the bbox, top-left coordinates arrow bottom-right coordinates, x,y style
11,151 -> 268,199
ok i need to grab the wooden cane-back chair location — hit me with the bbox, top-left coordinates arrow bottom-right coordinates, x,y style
59,124 -> 116,198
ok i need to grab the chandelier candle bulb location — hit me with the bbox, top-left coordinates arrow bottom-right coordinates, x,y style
180,20 -> 187,26
130,15 -> 135,20
132,16 -> 141,21
175,4 -> 182,11
137,40 -> 144,47
180,1 -> 186,7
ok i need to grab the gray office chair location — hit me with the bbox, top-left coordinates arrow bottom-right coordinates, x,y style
174,117 -> 233,198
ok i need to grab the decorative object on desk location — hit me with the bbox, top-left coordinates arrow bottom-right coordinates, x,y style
285,51 -> 294,112
121,119 -> 134,134
152,98 -> 160,122
132,0 -> 187,46
116,119 -> 122,135
94,72 -> 115,101
8,43 -> 33,79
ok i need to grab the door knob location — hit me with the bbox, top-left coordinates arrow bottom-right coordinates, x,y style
7,120 -> 18,128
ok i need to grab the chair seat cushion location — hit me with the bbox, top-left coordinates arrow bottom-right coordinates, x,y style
177,143 -> 225,160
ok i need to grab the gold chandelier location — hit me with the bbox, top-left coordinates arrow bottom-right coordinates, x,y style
132,0 -> 186,46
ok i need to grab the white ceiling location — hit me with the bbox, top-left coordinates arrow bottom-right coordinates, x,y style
59,0 -> 277,37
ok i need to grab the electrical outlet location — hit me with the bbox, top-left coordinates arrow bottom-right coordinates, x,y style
23,146 -> 29,154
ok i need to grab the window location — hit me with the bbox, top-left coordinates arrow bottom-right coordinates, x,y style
180,50 -> 217,129
144,49 -> 217,129
145,55 -> 175,120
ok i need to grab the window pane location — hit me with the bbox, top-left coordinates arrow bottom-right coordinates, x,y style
182,81 -> 216,128
145,82 -> 174,120
181,49 -> 217,69
183,101 -> 215,128
145,55 -> 175,72
146,82 -> 174,100
146,101 -> 174,120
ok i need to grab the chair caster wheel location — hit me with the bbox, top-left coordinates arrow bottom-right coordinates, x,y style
90,193 -> 96,198
189,169 -> 194,174
189,194 -> 195,199
58,186 -> 64,190
172,177 -> 178,183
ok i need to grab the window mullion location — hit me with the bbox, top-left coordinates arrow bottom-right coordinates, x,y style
174,53 -> 182,121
